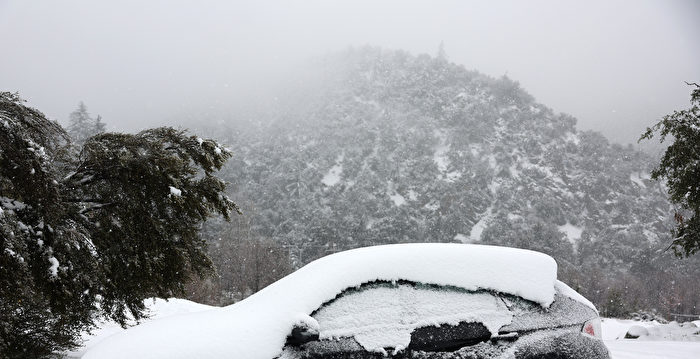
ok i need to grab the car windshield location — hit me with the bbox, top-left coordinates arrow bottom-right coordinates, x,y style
311,282 -> 513,353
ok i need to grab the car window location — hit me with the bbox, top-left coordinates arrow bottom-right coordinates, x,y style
499,292 -> 543,315
311,282 -> 512,353
498,289 -> 595,332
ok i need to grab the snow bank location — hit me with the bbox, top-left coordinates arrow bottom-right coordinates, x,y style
602,318 -> 700,341
85,243 -> 558,359
602,318 -> 700,359
65,298 -> 213,358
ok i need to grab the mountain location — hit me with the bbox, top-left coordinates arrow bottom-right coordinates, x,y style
193,47 -> 699,317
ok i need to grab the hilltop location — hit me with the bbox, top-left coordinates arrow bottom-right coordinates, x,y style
193,47 -> 699,317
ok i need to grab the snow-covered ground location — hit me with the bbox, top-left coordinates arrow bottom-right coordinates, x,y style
69,300 -> 700,358
606,341 -> 700,359
601,318 -> 700,359
602,318 -> 700,341
63,298 -> 213,358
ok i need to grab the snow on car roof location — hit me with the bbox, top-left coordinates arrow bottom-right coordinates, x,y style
84,243 -> 558,359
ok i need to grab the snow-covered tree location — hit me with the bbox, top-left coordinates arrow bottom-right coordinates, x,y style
640,82 -> 700,257
436,41 -> 447,61
0,92 -> 239,357
67,102 -> 105,145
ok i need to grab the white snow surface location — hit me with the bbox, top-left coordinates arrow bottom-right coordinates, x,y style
389,192 -> 406,206
629,171 -> 650,188
84,243 -> 557,359
386,181 -> 406,206
64,298 -> 213,358
601,318 -> 700,341
605,340 -> 700,359
168,186 -> 182,197
322,154 -> 344,186
564,131 -> 580,145
454,233 -> 469,242
602,318 -> 700,358
558,222 -> 583,243
432,131 -> 450,173
321,164 -> 343,186
77,306 -> 700,359
470,206 -> 493,241
48,256 -> 59,277
407,190 -> 418,201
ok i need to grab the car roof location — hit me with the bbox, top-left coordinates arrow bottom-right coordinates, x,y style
264,243 -> 559,308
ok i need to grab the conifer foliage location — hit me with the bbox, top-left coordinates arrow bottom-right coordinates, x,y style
0,92 -> 238,357
641,82 -> 700,257
67,102 -> 105,145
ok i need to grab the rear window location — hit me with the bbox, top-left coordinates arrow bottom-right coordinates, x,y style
311,281 -> 513,353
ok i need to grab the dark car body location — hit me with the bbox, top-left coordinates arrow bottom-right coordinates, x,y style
280,281 -> 609,359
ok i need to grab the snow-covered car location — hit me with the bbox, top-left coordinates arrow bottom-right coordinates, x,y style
84,244 -> 609,359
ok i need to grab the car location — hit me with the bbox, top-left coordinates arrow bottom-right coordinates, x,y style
85,243 -> 610,359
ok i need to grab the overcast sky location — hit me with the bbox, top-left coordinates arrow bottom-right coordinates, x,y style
1,0 -> 698,144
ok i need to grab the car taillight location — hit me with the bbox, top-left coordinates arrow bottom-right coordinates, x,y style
581,318 -> 602,339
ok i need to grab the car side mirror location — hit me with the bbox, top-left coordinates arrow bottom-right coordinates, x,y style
286,324 -> 320,346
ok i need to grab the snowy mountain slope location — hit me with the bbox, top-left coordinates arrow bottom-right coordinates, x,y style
196,47 -> 699,315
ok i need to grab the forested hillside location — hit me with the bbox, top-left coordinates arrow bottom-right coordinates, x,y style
191,47 -> 699,318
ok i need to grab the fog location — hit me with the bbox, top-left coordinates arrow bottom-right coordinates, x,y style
1,0 -> 698,145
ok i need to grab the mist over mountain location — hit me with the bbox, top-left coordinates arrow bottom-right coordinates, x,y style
190,47 -> 698,316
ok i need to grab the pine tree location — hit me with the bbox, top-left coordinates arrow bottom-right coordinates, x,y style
67,102 -> 105,145
640,82 -> 700,257
0,92 -> 239,357
436,41 -> 447,61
